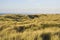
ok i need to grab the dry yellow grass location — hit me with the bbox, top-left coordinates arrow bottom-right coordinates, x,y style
0,14 -> 60,40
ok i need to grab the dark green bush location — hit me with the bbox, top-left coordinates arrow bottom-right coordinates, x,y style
41,33 -> 51,40
14,26 -> 25,32
28,15 -> 39,19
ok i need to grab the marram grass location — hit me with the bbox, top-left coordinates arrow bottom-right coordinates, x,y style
0,14 -> 60,40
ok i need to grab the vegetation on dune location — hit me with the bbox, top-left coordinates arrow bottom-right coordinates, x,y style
0,14 -> 60,40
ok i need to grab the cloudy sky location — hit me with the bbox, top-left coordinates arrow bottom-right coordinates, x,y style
0,0 -> 60,14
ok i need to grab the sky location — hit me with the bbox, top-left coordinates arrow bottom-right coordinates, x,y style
0,0 -> 60,14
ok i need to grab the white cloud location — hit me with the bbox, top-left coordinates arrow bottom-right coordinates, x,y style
0,8 -> 60,14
